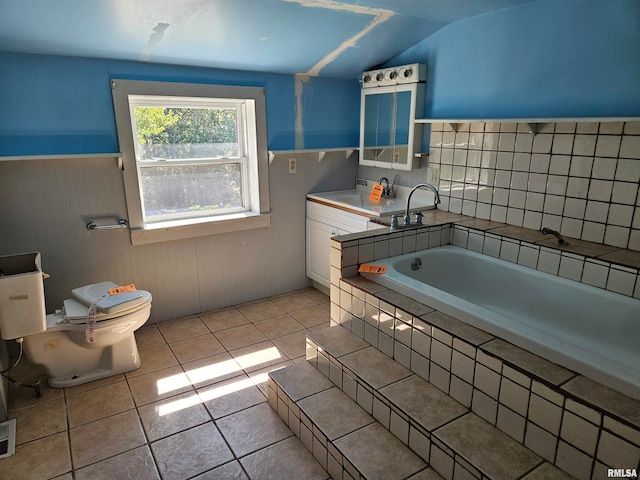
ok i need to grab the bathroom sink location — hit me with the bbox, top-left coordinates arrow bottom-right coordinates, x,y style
307,181 -> 437,217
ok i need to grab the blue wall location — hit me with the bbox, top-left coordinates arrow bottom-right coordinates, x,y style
388,0 -> 640,118
0,52 -> 360,156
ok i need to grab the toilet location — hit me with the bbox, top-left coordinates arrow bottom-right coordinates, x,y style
0,252 -> 152,388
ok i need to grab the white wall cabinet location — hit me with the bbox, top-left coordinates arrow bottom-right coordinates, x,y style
306,200 -> 375,288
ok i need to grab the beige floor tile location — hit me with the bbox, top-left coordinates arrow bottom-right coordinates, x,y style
340,346 -> 412,389
70,409 -> 146,469
9,397 -> 67,445
216,403 -> 292,457
126,343 -> 179,379
198,374 -> 266,419
253,314 -> 306,339
199,308 -> 249,332
182,352 -> 245,389
64,373 -> 125,397
290,303 -> 331,327
138,390 -> 210,442
8,375 -> 63,411
237,300 -> 285,321
169,333 -> 225,363
128,365 -> 193,406
135,325 -> 167,351
270,292 -> 317,312
151,422 -> 234,480
214,323 -> 268,350
191,460 -> 248,479
271,329 -> 309,359
240,436 -> 328,480
229,340 -> 287,373
0,431 -> 71,480
300,288 -> 330,304
158,315 -> 210,343
67,380 -> 134,428
74,445 -> 160,480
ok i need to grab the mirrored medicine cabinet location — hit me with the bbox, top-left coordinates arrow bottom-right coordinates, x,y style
359,82 -> 425,171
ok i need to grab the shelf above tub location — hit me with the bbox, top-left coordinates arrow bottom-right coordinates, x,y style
414,116 -> 640,137
0,152 -> 124,169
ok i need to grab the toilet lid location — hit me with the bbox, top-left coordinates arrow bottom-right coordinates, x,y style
65,281 -> 152,324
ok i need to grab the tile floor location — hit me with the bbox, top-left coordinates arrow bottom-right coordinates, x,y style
0,288 -> 332,480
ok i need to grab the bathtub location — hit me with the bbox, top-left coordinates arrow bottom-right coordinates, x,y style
361,245 -> 640,399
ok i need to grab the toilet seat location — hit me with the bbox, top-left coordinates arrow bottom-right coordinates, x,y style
64,281 -> 152,324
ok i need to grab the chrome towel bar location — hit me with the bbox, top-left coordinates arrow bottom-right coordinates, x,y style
86,219 -> 128,230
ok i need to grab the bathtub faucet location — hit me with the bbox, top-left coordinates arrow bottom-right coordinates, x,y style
541,227 -> 569,246
390,183 -> 441,230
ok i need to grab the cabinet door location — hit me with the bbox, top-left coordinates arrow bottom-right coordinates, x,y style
306,218 -> 340,288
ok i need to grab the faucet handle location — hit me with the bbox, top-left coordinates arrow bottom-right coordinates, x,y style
390,214 -> 398,230
412,211 -> 423,224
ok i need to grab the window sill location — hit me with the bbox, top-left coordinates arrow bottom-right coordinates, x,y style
130,212 -> 271,245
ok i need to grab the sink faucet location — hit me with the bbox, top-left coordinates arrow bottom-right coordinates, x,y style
390,183 -> 441,230
378,177 -> 394,199
541,227 -> 569,245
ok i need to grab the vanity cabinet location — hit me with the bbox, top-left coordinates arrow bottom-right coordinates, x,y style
359,83 -> 425,171
306,201 -> 375,288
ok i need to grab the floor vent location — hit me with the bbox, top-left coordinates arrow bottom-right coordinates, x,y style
0,418 -> 16,459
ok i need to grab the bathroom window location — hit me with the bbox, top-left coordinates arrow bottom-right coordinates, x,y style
112,80 -> 270,245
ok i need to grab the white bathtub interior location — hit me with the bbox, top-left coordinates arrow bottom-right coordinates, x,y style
362,245 -> 640,399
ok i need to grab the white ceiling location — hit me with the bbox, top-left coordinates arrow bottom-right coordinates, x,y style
0,0 -> 539,78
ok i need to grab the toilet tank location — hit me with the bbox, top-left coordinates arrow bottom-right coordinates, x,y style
0,252 -> 47,340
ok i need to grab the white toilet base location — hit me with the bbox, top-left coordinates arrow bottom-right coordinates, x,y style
24,333 -> 142,388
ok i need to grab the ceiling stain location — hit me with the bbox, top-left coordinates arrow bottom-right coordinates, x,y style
141,22 -> 170,61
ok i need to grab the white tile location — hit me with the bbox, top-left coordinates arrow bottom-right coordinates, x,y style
499,239 -> 519,263
475,202 -> 491,220
611,181 -> 638,205
615,158 -> 640,183
499,378 -> 530,416
453,150 -> 467,166
592,157 -> 617,180
448,197 -> 463,214
606,267 -> 636,296
581,260 -> 608,288
604,225 -> 630,248
513,152 -> 532,171
599,122 -> 624,135
552,134 -> 574,155
482,234 -> 501,258
528,393 -> 562,435
546,175 -> 568,196
514,132 -> 533,152
563,197 -> 586,218
496,152 -> 514,170
537,249 -> 560,275
429,362 -> 451,393
483,133 -> 499,151
541,213 -> 562,231
587,179 -> 613,202
523,210 -> 542,230
560,411 -> 599,456
510,171 -> 529,191
528,173 -> 548,193
556,441 -> 593,480
467,150 -> 482,167
585,200 -> 609,222
558,254 -> 584,281
494,169 -> 512,188
517,244 -> 539,269
525,421 -> 558,462
492,188 -> 509,206
576,122 -> 599,134
543,195 -> 565,215
581,221 -> 606,244
566,177 -> 590,198
498,132 -> 516,151
506,208 -> 524,227
372,396 -> 390,428
608,204 -> 634,226
572,134 -> 596,156
525,191 -> 545,211
597,431 -> 640,468
569,156 -> 593,177
532,133 -> 553,153
467,231 -> 484,252
408,426 -> 431,463
549,155 -> 571,175
624,121 -> 640,134
490,205 -> 507,223
556,122 -> 576,134
595,135 -> 622,157
431,340 -> 452,370
474,363 -> 501,399
471,389 -> 497,424
560,217 -> 582,239
411,351 -> 429,381
497,405 -> 525,442
529,153 -> 550,173
508,190 -> 526,209
449,376 -> 473,407
620,135 -> 640,159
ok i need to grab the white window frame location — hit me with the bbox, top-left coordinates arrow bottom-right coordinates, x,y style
112,79 -> 270,245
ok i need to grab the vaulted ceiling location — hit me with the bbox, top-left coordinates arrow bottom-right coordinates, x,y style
0,0 -> 539,78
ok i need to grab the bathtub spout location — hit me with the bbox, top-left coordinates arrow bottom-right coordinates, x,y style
541,227 -> 569,245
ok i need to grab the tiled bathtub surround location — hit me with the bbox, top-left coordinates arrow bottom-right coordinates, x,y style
329,226 -> 640,480
427,121 -> 640,251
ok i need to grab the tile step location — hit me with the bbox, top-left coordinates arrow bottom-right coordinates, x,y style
299,325 -> 575,480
